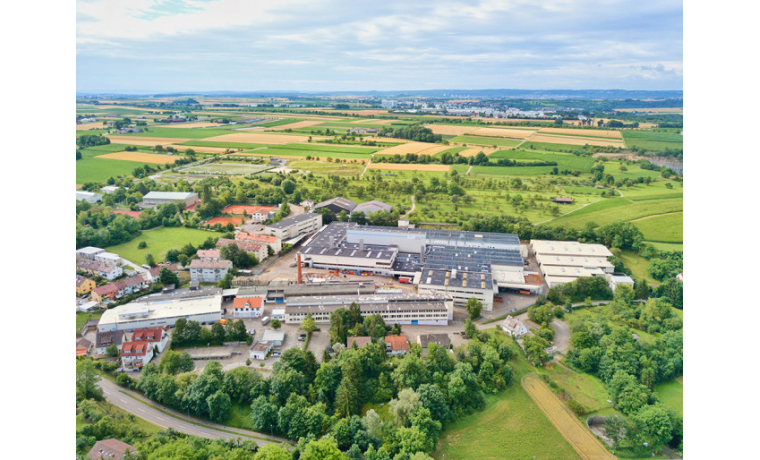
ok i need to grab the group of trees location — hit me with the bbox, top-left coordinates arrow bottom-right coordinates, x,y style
76,201 -> 185,249
379,125 -> 443,143
76,134 -> 110,148
329,304 -> 400,347
170,318 -> 250,347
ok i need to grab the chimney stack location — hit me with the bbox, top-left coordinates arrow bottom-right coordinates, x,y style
297,253 -> 303,284
360,239 -> 365,251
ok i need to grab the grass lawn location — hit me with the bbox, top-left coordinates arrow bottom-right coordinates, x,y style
77,157 -> 154,184
645,241 -> 683,252
435,382 -> 579,459
549,198 -> 683,228
289,160 -> 364,176
536,363 -> 612,413
124,127 -> 236,139
272,143 -> 381,154
654,378 -> 683,416
76,311 -> 103,333
178,140 -> 268,149
622,130 -> 683,152
490,149 -> 596,172
633,212 -> 683,243
105,227 -> 218,264
226,403 -> 254,430
619,250 -> 659,285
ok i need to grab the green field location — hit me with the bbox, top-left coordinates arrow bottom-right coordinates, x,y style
105,227 -> 218,264
654,377 -> 683,416
548,198 -> 683,228
521,141 -> 596,153
77,157 -> 155,184
490,149 -> 596,172
272,143 -> 380,154
179,140 -> 268,149
76,311 -> 103,334
250,147 -> 371,160
622,130 -> 683,152
633,212 -> 683,243
619,250 -> 659,285
181,163 -> 272,175
450,135 -> 523,147
119,127 -> 235,139
289,160 -> 364,176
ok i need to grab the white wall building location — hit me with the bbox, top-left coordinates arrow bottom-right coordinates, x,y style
97,292 -> 222,332
142,191 -> 199,208
120,341 -> 154,369
76,191 -> 102,204
232,297 -> 264,318
189,259 -> 232,282
263,213 -> 322,240
606,273 -> 635,292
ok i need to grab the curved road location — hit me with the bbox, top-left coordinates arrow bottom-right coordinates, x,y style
98,379 -> 292,447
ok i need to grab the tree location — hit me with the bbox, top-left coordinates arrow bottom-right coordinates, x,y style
145,253 -> 156,267
178,351 -> 195,373
159,268 -> 179,286
464,318 -> 478,340
76,149 -> 82,160
389,388 -> 422,426
301,313 -> 317,334
105,344 -> 119,358
253,443 -> 291,460
137,241 -> 147,249
631,404 -> 674,452
528,304 -> 554,325
271,318 -> 281,330
207,390 -> 232,422
301,437 -> 342,460
523,335 -> 550,366
604,415 -> 626,450
76,359 -> 103,401
466,298 -> 482,319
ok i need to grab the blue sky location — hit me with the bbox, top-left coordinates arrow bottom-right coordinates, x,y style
76,0 -> 683,93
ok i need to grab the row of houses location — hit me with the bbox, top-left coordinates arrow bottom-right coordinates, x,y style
81,264 -> 180,302
346,333 -> 451,356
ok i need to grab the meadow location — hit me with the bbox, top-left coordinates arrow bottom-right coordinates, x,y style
633,212 -> 683,243
105,227 -> 218,264
449,135 -> 523,147
622,130 -> 683,152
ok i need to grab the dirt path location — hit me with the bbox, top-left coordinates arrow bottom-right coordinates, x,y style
522,373 -> 614,460
465,164 -> 473,175
629,210 -> 683,222
402,195 -> 416,217
360,158 -> 372,177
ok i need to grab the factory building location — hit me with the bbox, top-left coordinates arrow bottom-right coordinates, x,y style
262,213 -> 322,240
283,292 -> 454,325
141,191 -> 200,208
298,222 -> 541,311
531,240 -> 616,288
97,287 -> 222,332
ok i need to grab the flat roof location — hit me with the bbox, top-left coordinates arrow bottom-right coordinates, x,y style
99,294 -> 222,327
418,268 -> 494,290
266,212 -> 320,229
285,301 -> 449,315
541,265 -> 605,278
143,191 -> 198,200
262,329 -> 285,341
267,281 -> 376,297
537,254 -> 614,268
530,240 -> 613,257
285,291 -> 451,307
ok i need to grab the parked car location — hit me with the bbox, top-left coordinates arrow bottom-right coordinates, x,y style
248,329 -> 256,336
290,262 -> 297,268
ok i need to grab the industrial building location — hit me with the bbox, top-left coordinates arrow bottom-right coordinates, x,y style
262,213 -> 322,240
97,288 -> 222,332
352,200 -> 393,215
283,292 -> 454,325
141,191 -> 200,208
313,197 -> 357,214
298,222 -> 542,311
531,240 -> 616,288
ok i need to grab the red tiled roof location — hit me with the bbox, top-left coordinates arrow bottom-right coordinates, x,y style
93,274 -> 145,296
120,341 -> 150,357
87,439 -> 137,460
235,232 -> 277,243
133,328 -> 164,342
384,335 -> 409,351
216,238 -> 263,253
189,259 -> 232,269
232,297 -> 263,310
347,336 -> 372,348
197,249 -> 221,258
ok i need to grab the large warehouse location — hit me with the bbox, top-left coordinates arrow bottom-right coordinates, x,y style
298,223 -> 543,311
530,240 -> 615,288
283,292 -> 454,325
263,213 -> 322,240
97,287 -> 222,332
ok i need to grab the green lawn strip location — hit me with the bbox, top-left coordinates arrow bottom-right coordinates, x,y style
538,130 -> 624,140
250,147 -> 372,160
632,212 -> 683,243
450,135 -> 523,147
76,311 -> 103,334
119,390 -> 276,442
120,127 -> 237,139
618,250 -> 659,285
622,130 -> 683,152
77,157 -> 154,183
105,227 -> 218,263
549,198 -> 682,228
521,141 -> 602,153
178,140 -> 268,149
489,149 -> 596,171
535,363 -> 612,413
255,119 -> 305,127
288,160 -> 364,177
270,143 -> 381,154
645,241 -> 683,252
77,397 -> 163,434
654,379 -> 683,417
432,146 -> 467,158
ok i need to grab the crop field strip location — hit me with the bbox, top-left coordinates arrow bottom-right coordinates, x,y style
95,151 -> 178,164
181,163 -> 272,175
521,374 -> 613,460
104,136 -> 191,146
202,132 -> 314,144
374,142 -> 449,155
528,134 -> 626,148
448,135 -> 524,147
537,127 -> 623,139
368,163 -> 451,172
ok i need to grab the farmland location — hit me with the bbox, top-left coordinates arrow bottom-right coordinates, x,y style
449,135 -> 523,147
622,130 -> 683,152
95,151 -> 178,164
105,227 -> 217,264
180,163 -> 272,175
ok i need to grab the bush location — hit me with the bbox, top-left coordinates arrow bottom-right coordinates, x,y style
567,398 -> 586,416
102,362 -> 117,374
116,373 -> 132,388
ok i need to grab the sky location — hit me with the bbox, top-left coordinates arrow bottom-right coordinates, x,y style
76,0 -> 683,94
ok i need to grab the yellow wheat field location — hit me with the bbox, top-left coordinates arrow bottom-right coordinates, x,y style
202,132 -> 312,144
76,122 -> 105,131
374,142 -> 446,156
538,127 -> 623,139
522,374 -> 614,460
105,136 -> 190,146
369,163 -> 450,172
529,134 -> 626,148
95,151 -> 178,164
425,124 -> 537,139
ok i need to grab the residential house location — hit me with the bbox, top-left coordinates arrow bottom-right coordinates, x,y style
86,439 -> 138,460
189,259 -> 232,283
384,335 -> 409,356
120,341 -> 154,369
77,337 -> 93,357
300,199 -> 315,211
77,275 -> 97,295
91,275 -> 148,303
501,315 -> 529,337
232,297 -> 264,318
416,333 -> 451,349
96,330 -> 125,356
77,259 -> 123,281
235,232 -> 282,254
551,197 -> 574,205
216,238 -> 268,263
145,264 -> 180,283
197,249 -> 221,260
347,336 -> 373,349
132,327 -> 169,353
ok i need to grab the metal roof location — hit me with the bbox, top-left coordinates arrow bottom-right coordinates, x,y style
143,191 -> 198,200
266,212 -> 320,229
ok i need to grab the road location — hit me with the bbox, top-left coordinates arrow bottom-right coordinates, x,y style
98,378 -> 292,446
402,195 -> 416,217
